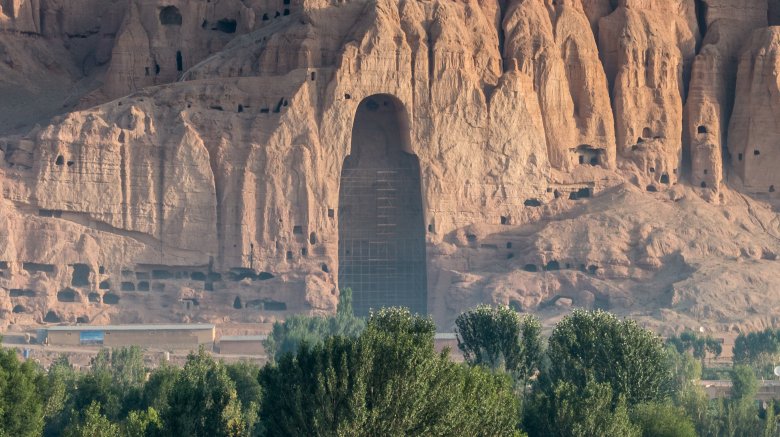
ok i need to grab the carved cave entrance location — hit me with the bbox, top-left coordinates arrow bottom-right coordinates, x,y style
338,95 -> 427,317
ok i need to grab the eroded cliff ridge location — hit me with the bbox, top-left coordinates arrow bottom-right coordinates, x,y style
1,0 -> 780,333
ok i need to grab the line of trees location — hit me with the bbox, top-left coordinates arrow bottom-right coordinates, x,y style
0,295 -> 779,436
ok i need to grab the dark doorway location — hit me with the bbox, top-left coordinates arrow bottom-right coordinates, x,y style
159,6 -> 182,26
338,95 -> 427,316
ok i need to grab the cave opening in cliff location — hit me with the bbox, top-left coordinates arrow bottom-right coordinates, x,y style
159,6 -> 182,26
71,264 -> 90,287
176,51 -> 183,72
44,311 -> 61,323
338,94 -> 427,317
694,0 -> 708,44
57,288 -> 78,303
215,19 -> 237,34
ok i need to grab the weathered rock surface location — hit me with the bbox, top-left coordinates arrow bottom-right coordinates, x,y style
0,0 -> 778,333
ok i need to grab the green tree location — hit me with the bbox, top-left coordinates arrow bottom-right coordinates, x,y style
455,305 -> 542,383
630,402 -> 697,437
549,378 -> 639,437
123,407 -> 162,437
0,347 -> 45,437
667,331 -> 722,368
263,288 -> 365,363
546,309 -> 672,407
162,347 -> 246,437
43,355 -> 79,437
63,401 -> 120,437
71,350 -> 123,421
225,361 -> 262,436
260,307 -> 520,436
140,363 -> 179,415
733,329 -> 780,364
731,365 -> 758,401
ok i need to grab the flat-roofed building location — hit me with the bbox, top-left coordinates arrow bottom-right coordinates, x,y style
218,335 -> 266,355
45,324 -> 215,349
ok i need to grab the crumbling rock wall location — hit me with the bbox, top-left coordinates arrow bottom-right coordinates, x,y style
0,0 -> 779,332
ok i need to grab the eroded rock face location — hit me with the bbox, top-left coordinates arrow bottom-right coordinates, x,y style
686,0 -> 767,202
728,27 -> 780,194
0,0 -> 779,332
599,0 -> 698,191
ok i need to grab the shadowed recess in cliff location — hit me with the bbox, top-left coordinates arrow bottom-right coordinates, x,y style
338,95 -> 428,317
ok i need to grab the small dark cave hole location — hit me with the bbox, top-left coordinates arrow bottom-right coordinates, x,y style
159,6 -> 182,26
57,288 -> 77,302
44,311 -> 61,323
233,296 -> 243,309
215,19 -> 237,33
103,294 -> 120,305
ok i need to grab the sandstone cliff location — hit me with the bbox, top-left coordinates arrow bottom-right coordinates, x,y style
0,0 -> 779,333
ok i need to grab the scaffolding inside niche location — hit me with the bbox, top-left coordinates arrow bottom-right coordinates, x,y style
338,166 -> 427,317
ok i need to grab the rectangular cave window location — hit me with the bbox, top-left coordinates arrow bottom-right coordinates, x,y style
754,150 -> 761,156
151,270 -> 173,279
263,300 -> 287,311
191,272 -> 207,281
71,264 -> 90,287
176,51 -> 183,72
215,19 -> 237,33
23,263 -> 55,274
738,153 -> 743,161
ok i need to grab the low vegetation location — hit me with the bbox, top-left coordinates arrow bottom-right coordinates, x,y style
0,303 -> 778,436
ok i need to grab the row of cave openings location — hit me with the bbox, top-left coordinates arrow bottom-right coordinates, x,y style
159,6 -> 238,33
206,97 -> 290,115
284,225 -> 329,271
159,1 -> 299,31
522,260 -> 600,276
6,260 -> 290,295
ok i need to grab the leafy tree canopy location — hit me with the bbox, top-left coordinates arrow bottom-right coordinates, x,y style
455,305 -> 542,381
260,307 -> 520,437
263,288 -> 365,363
546,309 -> 672,407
